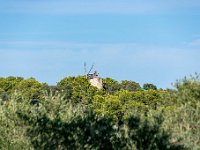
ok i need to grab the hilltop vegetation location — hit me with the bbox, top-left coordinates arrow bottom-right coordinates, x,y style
0,74 -> 200,149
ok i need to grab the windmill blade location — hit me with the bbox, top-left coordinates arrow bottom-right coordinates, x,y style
87,63 -> 94,75
84,62 -> 87,75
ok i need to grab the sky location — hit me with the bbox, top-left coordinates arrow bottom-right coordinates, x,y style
0,0 -> 200,88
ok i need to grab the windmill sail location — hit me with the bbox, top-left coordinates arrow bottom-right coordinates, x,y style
84,62 -> 87,77
87,63 -> 94,75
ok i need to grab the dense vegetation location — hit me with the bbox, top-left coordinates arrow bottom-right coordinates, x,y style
0,73 -> 200,149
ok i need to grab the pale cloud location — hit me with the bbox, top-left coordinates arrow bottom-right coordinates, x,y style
188,39 -> 200,47
0,1 -> 158,15
0,40 -> 199,64
0,0 -> 200,15
1,0 -> 200,15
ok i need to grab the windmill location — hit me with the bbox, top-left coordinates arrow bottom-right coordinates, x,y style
83,62 -> 102,89
84,62 -> 95,79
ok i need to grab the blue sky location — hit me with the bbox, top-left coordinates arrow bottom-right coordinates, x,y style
0,0 -> 200,88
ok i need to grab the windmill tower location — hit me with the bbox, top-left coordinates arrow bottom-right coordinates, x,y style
84,63 -> 103,89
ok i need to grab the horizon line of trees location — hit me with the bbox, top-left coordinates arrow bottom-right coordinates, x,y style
0,73 -> 200,149
0,75 -> 158,101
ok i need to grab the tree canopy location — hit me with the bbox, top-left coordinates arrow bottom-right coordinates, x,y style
0,74 -> 200,149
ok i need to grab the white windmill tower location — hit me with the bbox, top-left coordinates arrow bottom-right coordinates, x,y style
84,62 -> 103,89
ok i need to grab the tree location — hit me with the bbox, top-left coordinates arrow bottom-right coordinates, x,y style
103,78 -> 120,94
15,78 -> 44,100
16,96 -> 185,150
143,83 -> 157,90
91,95 -> 123,121
0,76 -> 24,92
120,80 -> 141,91
57,76 -> 101,104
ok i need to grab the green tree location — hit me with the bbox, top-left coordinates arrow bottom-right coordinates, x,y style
0,76 -> 24,92
0,92 -> 32,150
57,76 -> 101,104
91,95 -> 123,120
103,78 -> 120,94
174,74 -> 200,104
143,83 -> 157,90
16,95 -> 185,150
120,80 -> 141,91
15,78 -> 44,100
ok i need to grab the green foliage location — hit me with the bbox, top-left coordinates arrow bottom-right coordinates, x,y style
120,80 -> 141,91
163,102 -> 200,149
161,74 -> 200,149
16,94 -> 184,150
103,78 -> 120,94
0,76 -> 44,100
126,115 -> 186,150
174,74 -> 200,104
143,83 -> 157,90
15,78 -> 44,100
0,76 -> 23,92
0,93 -> 32,150
1,74 -> 200,149
117,90 -> 147,113
117,89 -> 164,110
57,76 -> 102,104
91,95 -> 123,120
